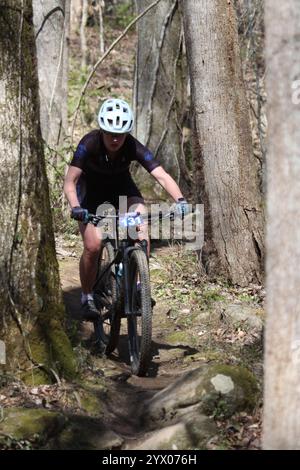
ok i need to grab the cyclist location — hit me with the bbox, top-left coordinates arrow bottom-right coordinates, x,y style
64,98 -> 188,320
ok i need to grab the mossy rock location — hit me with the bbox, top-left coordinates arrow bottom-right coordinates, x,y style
51,415 -> 123,450
143,364 -> 259,427
79,387 -> 104,416
198,364 -> 259,418
131,415 -> 216,450
223,304 -> 264,330
0,408 -> 66,446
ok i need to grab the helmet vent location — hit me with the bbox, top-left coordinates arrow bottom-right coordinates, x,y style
98,98 -> 134,133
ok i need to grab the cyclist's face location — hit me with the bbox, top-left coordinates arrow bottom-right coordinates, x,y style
102,131 -> 127,153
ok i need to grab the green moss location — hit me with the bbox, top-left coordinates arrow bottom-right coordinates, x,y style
21,308 -> 78,385
0,408 -> 66,447
165,330 -> 197,347
201,289 -> 226,308
45,315 -> 78,380
80,389 -> 103,416
183,350 -> 223,365
199,364 -> 259,418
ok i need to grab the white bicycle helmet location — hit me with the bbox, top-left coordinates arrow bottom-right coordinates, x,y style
98,98 -> 134,134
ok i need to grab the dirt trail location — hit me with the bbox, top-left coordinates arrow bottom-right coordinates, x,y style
59,246 -> 198,446
57,236 -> 263,449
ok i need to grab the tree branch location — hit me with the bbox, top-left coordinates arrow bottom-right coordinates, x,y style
35,6 -> 65,39
147,0 -> 178,147
71,0 -> 162,142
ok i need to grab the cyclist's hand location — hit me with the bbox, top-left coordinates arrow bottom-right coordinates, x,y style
71,206 -> 89,223
175,198 -> 189,218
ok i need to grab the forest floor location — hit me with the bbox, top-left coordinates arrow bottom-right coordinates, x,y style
0,236 -> 264,450
57,235 -> 264,450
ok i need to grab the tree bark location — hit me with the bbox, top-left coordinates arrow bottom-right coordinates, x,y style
33,0 -> 68,148
263,0 -> 300,449
0,1 -> 76,383
70,0 -> 82,34
134,0 -> 191,196
81,0 -> 88,68
99,0 -> 105,54
182,0 -> 264,286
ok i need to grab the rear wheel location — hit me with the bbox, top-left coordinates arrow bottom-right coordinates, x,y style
94,241 -> 121,354
127,248 -> 152,376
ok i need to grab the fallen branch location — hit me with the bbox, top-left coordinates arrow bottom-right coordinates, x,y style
71,0 -> 162,143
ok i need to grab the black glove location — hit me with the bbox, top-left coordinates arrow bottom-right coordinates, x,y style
71,206 -> 89,223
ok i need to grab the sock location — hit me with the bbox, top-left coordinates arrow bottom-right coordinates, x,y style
81,292 -> 94,304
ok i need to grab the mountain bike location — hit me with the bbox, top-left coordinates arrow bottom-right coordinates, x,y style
87,209 -> 176,376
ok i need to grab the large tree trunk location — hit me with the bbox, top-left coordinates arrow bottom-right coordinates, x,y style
234,0 -> 266,194
134,0 -> 191,198
0,1 -> 76,383
182,0 -> 264,286
263,0 -> 300,449
33,0 -> 68,148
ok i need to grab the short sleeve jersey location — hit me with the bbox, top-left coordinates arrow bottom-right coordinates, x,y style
69,130 -> 160,210
70,130 -> 160,177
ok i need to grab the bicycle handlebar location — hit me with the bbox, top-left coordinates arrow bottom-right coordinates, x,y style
86,210 -> 196,226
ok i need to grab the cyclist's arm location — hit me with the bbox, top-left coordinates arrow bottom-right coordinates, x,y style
150,166 -> 184,201
64,166 -> 83,209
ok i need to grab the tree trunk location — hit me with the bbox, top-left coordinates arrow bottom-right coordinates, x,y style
33,0 -> 68,149
70,0 -> 82,34
0,1 -> 77,383
182,0 -> 264,286
134,0 -> 191,197
99,0 -> 105,54
263,0 -> 300,449
81,0 -> 88,68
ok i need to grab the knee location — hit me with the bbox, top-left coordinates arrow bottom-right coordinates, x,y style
83,240 -> 101,258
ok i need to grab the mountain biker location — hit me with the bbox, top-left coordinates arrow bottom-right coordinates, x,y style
64,98 -> 189,320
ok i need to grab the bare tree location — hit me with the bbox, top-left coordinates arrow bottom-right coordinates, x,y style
70,0 -> 82,34
182,0 -> 264,286
0,1 -> 76,382
99,0 -> 105,54
81,0 -> 88,68
263,0 -> 300,449
33,0 -> 69,148
134,0 -> 191,196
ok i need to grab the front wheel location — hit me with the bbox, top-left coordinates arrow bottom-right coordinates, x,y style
93,241 -> 121,354
127,248 -> 152,376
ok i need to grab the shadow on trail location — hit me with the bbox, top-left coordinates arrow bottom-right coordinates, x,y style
63,286 -> 199,378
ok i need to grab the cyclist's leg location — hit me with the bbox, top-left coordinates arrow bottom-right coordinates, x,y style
127,196 -> 150,257
78,221 -> 102,294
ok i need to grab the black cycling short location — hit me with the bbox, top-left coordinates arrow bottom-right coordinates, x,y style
80,175 -> 144,214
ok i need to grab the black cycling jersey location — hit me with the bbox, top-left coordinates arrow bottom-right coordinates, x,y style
70,130 -> 160,212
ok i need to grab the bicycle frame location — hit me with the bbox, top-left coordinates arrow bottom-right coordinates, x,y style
88,211 -> 148,317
